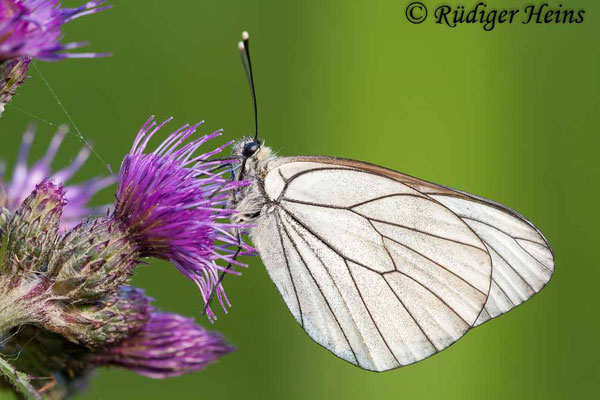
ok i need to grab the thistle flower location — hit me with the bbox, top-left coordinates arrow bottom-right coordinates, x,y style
2,300 -> 233,396
0,0 -> 111,61
92,312 -> 235,378
0,117 -> 249,319
113,116 -> 252,320
0,116 -> 250,398
0,124 -> 115,229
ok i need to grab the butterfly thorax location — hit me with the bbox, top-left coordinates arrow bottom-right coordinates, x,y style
229,139 -> 276,225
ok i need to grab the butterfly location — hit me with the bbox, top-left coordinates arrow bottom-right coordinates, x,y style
224,32 -> 554,372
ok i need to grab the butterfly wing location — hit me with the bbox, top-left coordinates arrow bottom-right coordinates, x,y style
290,156 -> 555,326
408,183 -> 554,326
251,157 -> 496,371
260,156 -> 554,329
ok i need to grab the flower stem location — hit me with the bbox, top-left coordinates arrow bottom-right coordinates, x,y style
0,356 -> 41,400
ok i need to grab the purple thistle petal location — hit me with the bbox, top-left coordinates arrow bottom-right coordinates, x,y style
0,124 -> 116,229
93,312 -> 235,378
0,0 -> 110,61
113,116 -> 253,321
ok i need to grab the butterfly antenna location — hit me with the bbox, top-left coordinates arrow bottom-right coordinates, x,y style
201,33 -> 257,320
239,31 -> 259,141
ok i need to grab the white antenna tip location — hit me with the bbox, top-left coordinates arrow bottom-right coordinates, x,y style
238,41 -> 244,51
242,31 -> 249,40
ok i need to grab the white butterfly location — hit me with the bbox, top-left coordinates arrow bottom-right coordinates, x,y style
226,32 -> 554,372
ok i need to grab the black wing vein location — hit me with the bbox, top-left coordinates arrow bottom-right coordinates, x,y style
341,258 -> 403,366
281,197 -> 486,252
281,199 -> 484,326
274,213 -> 304,327
284,214 -> 400,367
484,242 -> 535,293
374,229 -> 486,298
280,208 -> 384,275
514,240 -> 553,274
462,215 -> 551,262
490,277 -> 516,307
278,214 -> 360,366
366,218 -> 452,352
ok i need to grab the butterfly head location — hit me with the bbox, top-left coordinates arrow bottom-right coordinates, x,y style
228,137 -> 274,225
241,140 -> 261,158
232,137 -> 275,179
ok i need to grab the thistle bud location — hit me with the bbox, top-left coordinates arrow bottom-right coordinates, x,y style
0,56 -> 30,115
0,195 -> 145,347
0,205 -> 9,237
3,180 -> 65,275
15,179 -> 65,231
48,217 -> 140,301
0,181 -> 66,333
46,285 -> 152,347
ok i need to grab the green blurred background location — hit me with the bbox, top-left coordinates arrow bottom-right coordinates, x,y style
1,0 -> 598,398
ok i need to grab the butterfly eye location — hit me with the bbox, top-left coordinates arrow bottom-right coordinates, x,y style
242,141 -> 260,158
